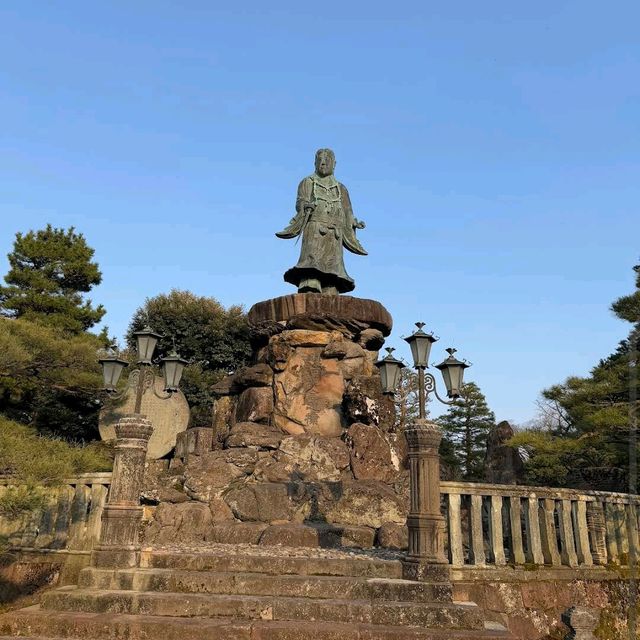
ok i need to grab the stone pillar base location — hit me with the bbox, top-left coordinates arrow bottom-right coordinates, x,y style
91,546 -> 141,569
402,558 -> 451,583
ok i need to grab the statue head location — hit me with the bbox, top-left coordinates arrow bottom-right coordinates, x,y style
315,148 -> 336,177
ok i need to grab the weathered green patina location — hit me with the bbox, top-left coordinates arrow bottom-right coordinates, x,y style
276,149 -> 367,295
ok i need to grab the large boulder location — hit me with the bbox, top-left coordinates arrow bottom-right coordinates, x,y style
343,375 -> 395,430
144,502 -> 214,544
317,481 -> 405,528
224,482 -> 310,523
251,435 -> 350,483
273,338 -> 346,437
183,450 -> 248,502
344,422 -> 400,483
225,421 -> 284,450
235,387 -> 274,424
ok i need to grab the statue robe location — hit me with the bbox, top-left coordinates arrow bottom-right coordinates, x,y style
276,173 -> 367,293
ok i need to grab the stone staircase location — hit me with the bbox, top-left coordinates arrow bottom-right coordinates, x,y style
0,545 -> 511,640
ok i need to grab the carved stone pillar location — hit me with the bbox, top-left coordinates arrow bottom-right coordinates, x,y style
91,415 -> 153,568
402,419 -> 450,582
586,501 -> 607,565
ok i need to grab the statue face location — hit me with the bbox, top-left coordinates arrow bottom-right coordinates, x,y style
315,151 -> 335,177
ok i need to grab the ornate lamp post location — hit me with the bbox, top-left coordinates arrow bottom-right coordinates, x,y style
93,326 -> 189,569
376,322 -> 471,582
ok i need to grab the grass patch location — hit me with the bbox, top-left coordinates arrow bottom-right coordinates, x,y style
0,415 -> 112,517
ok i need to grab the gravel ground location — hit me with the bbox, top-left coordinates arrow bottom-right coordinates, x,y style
144,542 -> 403,562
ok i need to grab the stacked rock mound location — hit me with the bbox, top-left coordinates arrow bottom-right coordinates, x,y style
143,294 -> 412,550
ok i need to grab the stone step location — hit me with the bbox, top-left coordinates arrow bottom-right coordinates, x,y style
0,608 -> 512,640
143,549 -> 403,578
41,588 -> 484,629
79,567 -> 453,602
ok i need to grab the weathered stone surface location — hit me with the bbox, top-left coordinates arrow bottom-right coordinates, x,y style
273,347 -> 346,437
344,423 -> 400,483
252,435 -> 350,483
209,495 -> 235,522
234,363 -> 274,389
315,524 -> 376,549
483,420 -> 526,485
226,422 -> 284,450
357,328 -> 385,351
208,522 -> 267,544
259,523 -> 319,547
224,483 -> 310,523
143,502 -> 213,544
184,427 -> 214,456
343,375 -> 395,430
183,451 -> 246,502
286,313 -> 369,338
319,481 -> 405,528
248,294 -> 393,336
212,395 -> 235,448
221,448 -> 260,473
235,386 -> 274,424
377,522 -> 408,550
249,320 -> 285,350
323,340 -> 369,381
141,465 -> 189,505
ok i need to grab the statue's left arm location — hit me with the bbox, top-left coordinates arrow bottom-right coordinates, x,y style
340,183 -> 367,256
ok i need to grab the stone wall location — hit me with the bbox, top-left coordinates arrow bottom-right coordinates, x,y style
453,568 -> 638,640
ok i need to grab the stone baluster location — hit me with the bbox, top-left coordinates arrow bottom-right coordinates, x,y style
524,495 -> 544,565
604,501 -> 620,563
447,493 -> 464,566
402,420 -> 449,582
539,498 -> 561,566
586,501 -> 607,565
508,496 -> 526,565
614,502 -> 630,560
488,494 -> 505,565
573,500 -> 593,566
627,503 -> 640,563
558,499 -> 578,567
469,494 -> 486,565
91,415 -> 153,568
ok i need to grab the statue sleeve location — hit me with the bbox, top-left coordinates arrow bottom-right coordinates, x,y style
275,178 -> 312,239
340,184 -> 367,256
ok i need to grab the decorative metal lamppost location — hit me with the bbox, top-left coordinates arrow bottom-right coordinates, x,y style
98,325 -> 189,410
93,326 -> 189,569
375,322 -> 471,582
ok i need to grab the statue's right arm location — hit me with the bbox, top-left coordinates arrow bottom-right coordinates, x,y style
275,178 -> 312,239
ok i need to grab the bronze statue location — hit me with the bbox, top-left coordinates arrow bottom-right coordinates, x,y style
276,149 -> 367,295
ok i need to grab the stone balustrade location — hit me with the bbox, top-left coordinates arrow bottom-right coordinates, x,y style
0,473 -> 111,552
2,473 -> 638,572
441,480 -> 640,568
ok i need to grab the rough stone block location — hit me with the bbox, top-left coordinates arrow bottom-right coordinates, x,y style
259,524 -> 319,547
376,523 -> 408,550
344,423 -> 399,483
208,522 -> 268,544
235,387 -> 274,424
226,422 -> 284,449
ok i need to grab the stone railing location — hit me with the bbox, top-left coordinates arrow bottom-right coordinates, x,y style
0,473 -> 111,552
2,473 -> 638,570
441,481 -> 639,568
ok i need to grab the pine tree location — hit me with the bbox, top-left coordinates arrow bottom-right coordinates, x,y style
0,225 -> 105,333
436,381 -> 495,481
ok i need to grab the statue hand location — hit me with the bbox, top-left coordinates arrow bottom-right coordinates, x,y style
354,218 -> 366,230
303,201 -> 316,213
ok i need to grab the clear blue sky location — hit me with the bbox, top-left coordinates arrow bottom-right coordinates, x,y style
1,2 -> 638,423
